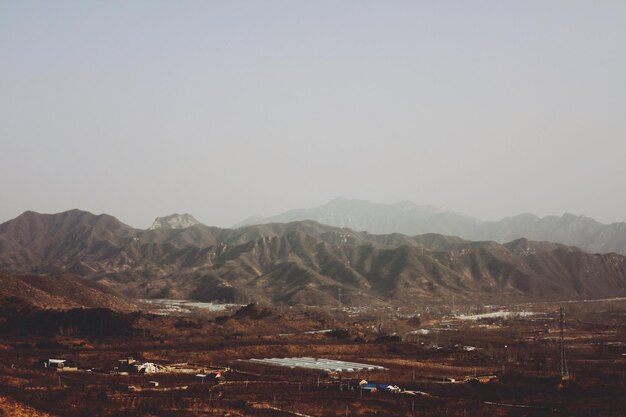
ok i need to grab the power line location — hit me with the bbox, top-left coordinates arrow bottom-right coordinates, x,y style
559,305 -> 569,379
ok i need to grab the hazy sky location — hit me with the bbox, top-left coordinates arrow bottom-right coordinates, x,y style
1,1 -> 625,228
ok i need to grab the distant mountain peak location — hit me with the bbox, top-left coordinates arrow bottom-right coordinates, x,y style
148,213 -> 201,230
392,200 -> 417,208
232,197 -> 460,233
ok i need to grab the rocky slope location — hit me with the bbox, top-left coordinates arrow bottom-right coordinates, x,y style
148,213 -> 202,230
1,209 -> 625,306
235,198 -> 626,255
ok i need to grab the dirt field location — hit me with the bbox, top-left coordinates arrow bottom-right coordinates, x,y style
0,300 -> 624,416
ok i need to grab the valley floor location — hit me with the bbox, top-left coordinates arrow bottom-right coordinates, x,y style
0,299 -> 625,416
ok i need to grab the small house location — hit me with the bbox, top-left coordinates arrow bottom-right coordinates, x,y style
477,375 -> 498,383
136,362 -> 159,374
385,384 -> 402,393
465,374 -> 498,384
117,357 -> 138,372
196,371 -> 224,383
360,384 -> 378,392
39,359 -> 67,369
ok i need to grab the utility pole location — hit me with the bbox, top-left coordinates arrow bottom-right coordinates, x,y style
559,305 -> 569,379
452,295 -> 455,316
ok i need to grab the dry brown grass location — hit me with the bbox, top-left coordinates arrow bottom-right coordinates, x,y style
0,395 -> 58,417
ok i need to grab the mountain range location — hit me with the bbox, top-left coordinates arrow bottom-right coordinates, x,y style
235,198 -> 626,255
1,209 -> 625,306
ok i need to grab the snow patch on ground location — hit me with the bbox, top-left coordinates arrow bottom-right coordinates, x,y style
456,311 -> 534,321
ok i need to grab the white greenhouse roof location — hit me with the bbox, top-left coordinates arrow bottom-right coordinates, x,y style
246,357 -> 385,372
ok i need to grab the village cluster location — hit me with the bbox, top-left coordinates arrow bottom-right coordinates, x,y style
36,354 -> 498,397
37,356 -> 226,392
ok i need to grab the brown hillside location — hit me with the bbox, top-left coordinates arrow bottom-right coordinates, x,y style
0,272 -> 138,312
